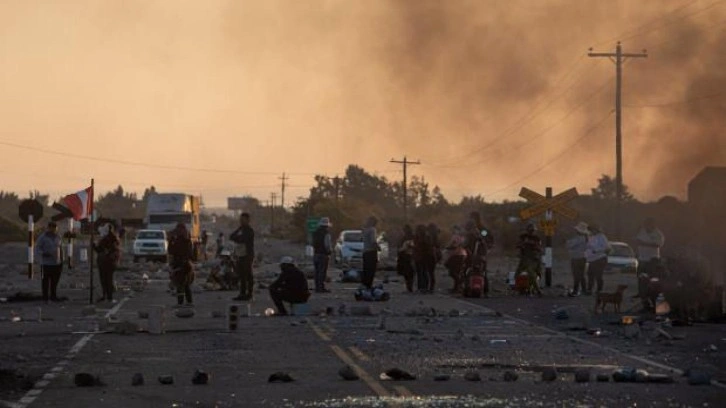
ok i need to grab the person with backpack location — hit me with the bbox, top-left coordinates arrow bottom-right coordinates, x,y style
312,217 -> 333,293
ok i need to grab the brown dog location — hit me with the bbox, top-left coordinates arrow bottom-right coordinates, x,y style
595,285 -> 628,313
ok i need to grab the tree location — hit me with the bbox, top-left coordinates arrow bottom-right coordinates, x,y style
591,174 -> 635,202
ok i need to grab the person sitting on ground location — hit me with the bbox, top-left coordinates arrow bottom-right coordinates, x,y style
269,256 -> 310,316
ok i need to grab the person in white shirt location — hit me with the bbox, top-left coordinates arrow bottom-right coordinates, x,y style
566,222 -> 590,296
585,224 -> 610,294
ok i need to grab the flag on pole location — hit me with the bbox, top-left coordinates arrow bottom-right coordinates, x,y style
52,186 -> 93,221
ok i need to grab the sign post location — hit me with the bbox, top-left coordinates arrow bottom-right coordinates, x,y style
19,199 -> 44,280
519,186 -> 579,288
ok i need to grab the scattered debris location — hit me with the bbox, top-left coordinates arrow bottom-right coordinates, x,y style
211,310 -> 224,318
596,373 -> 610,382
158,375 -> 174,385
647,374 -> 674,384
623,324 -> 641,339
541,367 -> 558,382
81,306 -> 97,317
654,328 -> 672,340
338,366 -> 359,381
382,368 -> 416,381
634,369 -> 650,383
113,320 -> 139,335
192,370 -> 210,385
132,373 -> 144,386
449,309 -> 460,318
268,372 -> 294,383
349,305 -> 374,316
575,369 -> 590,383
687,370 -> 712,386
464,371 -> 481,382
74,373 -> 103,387
503,371 -> 518,382
613,367 -> 637,383
175,308 -> 195,318
137,311 -> 149,319
433,374 -> 451,382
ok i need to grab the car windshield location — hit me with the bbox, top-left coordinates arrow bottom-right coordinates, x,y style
343,232 -> 363,242
149,214 -> 191,224
137,231 -> 165,240
611,244 -> 633,258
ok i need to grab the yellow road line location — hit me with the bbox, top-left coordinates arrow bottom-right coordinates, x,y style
348,346 -> 370,362
329,344 -> 392,398
307,319 -> 332,342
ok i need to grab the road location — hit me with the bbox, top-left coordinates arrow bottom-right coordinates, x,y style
1,241 -> 725,407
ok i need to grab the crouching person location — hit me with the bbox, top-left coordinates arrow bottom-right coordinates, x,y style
269,256 -> 310,316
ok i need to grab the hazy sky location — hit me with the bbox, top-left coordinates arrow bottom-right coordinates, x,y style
1,0 -> 724,207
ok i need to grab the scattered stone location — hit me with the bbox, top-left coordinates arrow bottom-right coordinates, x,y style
211,310 -> 224,318
15,354 -> 28,363
454,329 -> 465,340
81,306 -> 97,317
433,337 -> 444,343
350,305 -> 374,316
114,320 -> 139,335
137,311 -> 149,319
613,367 -> 637,383
647,374 -> 674,384
471,335 -> 481,342
387,329 -> 423,336
384,368 -> 416,381
376,316 -> 387,330
596,373 -> 610,382
449,309 -> 460,317
575,369 -> 591,383
464,371 -> 481,382
175,308 -> 195,318
434,374 -> 451,382
192,370 -> 210,385
707,344 -> 718,352
503,371 -> 518,382
541,367 -> 558,382
132,373 -> 144,386
75,373 -> 103,387
268,372 -> 294,383
687,370 -> 712,386
635,369 -> 650,383
158,375 -> 174,385
338,365 -> 359,381
654,328 -> 672,340
554,309 -> 569,320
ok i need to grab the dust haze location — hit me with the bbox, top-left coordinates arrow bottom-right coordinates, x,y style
0,0 -> 724,204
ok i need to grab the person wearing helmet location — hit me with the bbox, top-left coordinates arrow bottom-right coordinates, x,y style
269,257 -> 310,316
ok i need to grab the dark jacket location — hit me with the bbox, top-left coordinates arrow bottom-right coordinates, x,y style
94,232 -> 121,266
230,225 -> 255,258
271,264 -> 310,298
168,230 -> 194,285
313,226 -> 331,255
413,230 -> 434,263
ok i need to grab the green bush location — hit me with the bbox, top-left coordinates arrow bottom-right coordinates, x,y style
0,216 -> 25,243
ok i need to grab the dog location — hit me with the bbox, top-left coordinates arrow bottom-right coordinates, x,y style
595,285 -> 628,313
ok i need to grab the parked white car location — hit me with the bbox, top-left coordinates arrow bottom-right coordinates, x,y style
132,229 -> 168,263
334,230 -> 389,268
605,241 -> 638,274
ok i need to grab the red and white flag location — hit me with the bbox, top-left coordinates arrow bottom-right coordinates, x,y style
53,186 -> 93,221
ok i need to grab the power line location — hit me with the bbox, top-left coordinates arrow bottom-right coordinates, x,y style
486,111 -> 614,199
0,139 -> 319,176
619,0 -> 725,43
390,156 -> 421,222
623,92 -> 724,107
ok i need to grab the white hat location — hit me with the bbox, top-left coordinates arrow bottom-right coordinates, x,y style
279,256 -> 295,265
318,217 -> 332,227
574,222 -> 590,235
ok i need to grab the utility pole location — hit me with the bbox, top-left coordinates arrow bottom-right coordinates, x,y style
588,42 -> 647,238
278,172 -> 289,209
390,156 -> 421,222
333,175 -> 342,207
270,193 -> 277,233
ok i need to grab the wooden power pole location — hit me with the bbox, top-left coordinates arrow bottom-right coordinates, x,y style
588,42 -> 647,238
390,156 -> 421,222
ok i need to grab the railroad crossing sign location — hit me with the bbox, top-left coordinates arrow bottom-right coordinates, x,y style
18,199 -> 43,223
519,187 -> 579,220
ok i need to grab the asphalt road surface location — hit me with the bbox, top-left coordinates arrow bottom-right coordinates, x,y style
1,241 -> 725,408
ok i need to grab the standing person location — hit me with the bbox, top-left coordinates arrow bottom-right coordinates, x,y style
215,232 -> 225,258
396,224 -> 415,292
516,223 -> 543,296
230,213 -> 255,301
635,218 -> 665,302
94,223 -> 121,303
413,224 -> 434,293
361,216 -> 380,289
585,224 -> 610,295
269,256 -> 310,316
201,229 -> 209,261
35,221 -> 63,303
427,223 -> 442,292
168,223 -> 195,306
444,225 -> 468,293
566,222 -> 590,297
312,217 -> 333,293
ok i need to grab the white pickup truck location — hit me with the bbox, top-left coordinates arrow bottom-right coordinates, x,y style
132,229 -> 168,263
